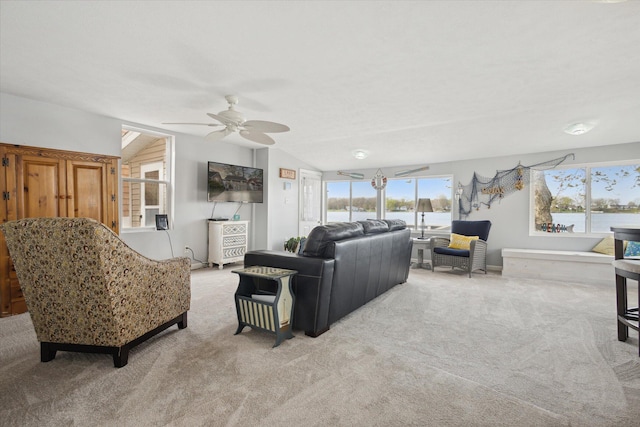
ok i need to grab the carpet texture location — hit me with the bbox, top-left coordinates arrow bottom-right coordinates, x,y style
0,267 -> 638,426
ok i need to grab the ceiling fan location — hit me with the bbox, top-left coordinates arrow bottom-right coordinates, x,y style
164,95 -> 290,145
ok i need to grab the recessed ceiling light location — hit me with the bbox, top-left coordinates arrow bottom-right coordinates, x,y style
564,122 -> 596,136
352,149 -> 370,160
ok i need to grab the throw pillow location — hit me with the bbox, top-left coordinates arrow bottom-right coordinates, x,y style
591,236 -> 615,255
297,237 -> 307,255
624,241 -> 640,258
449,233 -> 479,250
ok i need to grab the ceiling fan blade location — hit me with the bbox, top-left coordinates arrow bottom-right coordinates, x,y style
239,130 -> 276,145
162,122 -> 222,127
206,128 -> 231,141
242,120 -> 290,133
206,113 -> 233,125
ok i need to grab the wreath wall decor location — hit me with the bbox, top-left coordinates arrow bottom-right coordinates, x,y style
457,153 -> 575,218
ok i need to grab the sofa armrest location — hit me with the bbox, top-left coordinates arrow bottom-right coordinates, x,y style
145,256 -> 192,317
244,250 -> 335,337
108,255 -> 191,344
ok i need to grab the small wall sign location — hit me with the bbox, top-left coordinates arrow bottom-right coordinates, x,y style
279,168 -> 296,179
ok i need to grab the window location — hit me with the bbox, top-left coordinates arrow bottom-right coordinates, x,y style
326,175 -> 452,229
351,181 -> 377,221
326,181 -> 376,223
384,178 -> 415,227
385,177 -> 452,230
121,127 -> 174,231
531,162 -> 639,234
416,177 -> 452,230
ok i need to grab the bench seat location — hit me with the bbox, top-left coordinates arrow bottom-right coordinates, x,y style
502,248 -> 614,286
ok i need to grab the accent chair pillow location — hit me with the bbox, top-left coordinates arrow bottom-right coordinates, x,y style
448,233 -> 479,250
624,241 -> 640,258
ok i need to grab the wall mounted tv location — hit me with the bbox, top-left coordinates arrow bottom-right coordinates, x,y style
207,161 -> 264,203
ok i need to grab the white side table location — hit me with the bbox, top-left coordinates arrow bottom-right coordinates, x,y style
412,237 -> 431,269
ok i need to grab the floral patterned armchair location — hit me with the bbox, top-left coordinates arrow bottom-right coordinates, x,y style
1,217 -> 191,367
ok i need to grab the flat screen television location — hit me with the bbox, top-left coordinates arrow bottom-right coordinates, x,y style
208,161 -> 264,203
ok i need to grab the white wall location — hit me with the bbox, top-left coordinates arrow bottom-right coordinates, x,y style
256,147 -> 320,251
325,141 -> 640,267
0,93 -> 259,262
0,93 -> 122,156
2,92 -> 638,267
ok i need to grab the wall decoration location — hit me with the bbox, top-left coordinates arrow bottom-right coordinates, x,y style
279,168 -> 296,179
458,153 -> 575,218
537,223 -> 575,233
370,169 -> 387,190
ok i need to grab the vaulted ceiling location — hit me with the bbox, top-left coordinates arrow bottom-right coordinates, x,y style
1,1 -> 639,171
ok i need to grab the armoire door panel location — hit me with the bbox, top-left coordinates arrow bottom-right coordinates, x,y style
0,153 -> 17,223
67,161 -> 105,222
20,156 -> 66,218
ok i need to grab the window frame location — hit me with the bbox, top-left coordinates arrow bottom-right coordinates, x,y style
528,159 -> 639,237
324,174 -> 453,230
120,125 -> 175,233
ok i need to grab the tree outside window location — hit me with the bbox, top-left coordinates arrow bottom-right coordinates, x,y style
326,181 -> 376,223
533,163 -> 639,234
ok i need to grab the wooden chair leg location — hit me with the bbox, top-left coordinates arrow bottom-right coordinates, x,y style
40,342 -> 57,362
178,312 -> 188,329
113,346 -> 129,368
616,274 -> 629,342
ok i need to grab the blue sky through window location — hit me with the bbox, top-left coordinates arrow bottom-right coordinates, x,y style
327,177 -> 452,199
544,165 -> 639,205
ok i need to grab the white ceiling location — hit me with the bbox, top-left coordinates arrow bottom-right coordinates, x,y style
1,1 -> 639,171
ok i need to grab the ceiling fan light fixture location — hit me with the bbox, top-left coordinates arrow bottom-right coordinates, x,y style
217,108 -> 245,125
564,122 -> 595,136
164,95 -> 289,146
352,149 -> 370,160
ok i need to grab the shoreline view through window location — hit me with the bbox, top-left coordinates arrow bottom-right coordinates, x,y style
325,176 -> 453,230
530,161 -> 639,235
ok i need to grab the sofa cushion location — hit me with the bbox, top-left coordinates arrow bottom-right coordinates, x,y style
434,246 -> 470,257
358,220 -> 389,234
451,220 -> 491,242
383,219 -> 407,231
303,222 -> 365,257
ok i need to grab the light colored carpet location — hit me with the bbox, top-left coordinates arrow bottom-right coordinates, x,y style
0,267 -> 638,426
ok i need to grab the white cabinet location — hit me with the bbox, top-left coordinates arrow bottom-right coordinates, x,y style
208,220 -> 249,270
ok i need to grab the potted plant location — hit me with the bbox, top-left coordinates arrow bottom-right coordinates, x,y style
284,236 -> 306,253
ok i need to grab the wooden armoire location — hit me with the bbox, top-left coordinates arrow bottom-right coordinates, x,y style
0,143 -> 119,317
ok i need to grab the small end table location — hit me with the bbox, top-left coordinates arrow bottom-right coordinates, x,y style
232,266 -> 297,347
412,237 -> 431,269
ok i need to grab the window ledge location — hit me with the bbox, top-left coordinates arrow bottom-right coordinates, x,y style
121,227 -> 163,234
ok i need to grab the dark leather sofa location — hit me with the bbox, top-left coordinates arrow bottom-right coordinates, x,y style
244,219 -> 413,337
